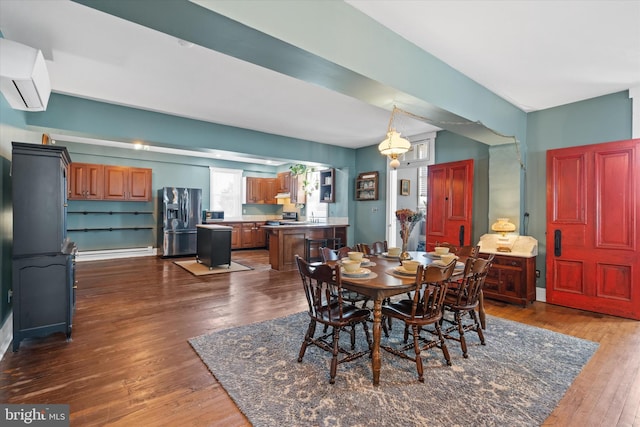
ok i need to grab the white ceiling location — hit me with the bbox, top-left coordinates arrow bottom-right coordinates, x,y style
1,0 -> 638,153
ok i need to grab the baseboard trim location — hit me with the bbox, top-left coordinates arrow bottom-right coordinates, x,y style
77,246 -> 157,262
536,286 -> 547,302
0,313 -> 13,361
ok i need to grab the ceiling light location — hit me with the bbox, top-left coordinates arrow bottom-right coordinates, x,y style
378,106 -> 411,169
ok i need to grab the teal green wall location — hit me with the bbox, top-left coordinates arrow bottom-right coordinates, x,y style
353,145 -> 388,245
525,91 -> 632,285
27,94 -> 356,169
0,95 -> 28,330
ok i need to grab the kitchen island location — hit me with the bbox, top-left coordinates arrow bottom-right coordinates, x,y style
262,223 -> 348,271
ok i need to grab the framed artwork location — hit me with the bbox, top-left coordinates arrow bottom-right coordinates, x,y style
400,179 -> 410,196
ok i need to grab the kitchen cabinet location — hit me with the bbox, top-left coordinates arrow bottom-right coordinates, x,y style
104,166 -> 152,201
69,162 -> 104,200
246,177 -> 278,204
481,253 -> 536,307
241,222 -> 266,248
355,171 -> 379,201
245,177 -> 264,203
319,168 -> 335,203
264,178 -> 277,204
277,171 -> 291,193
289,174 -> 306,204
227,223 -> 242,249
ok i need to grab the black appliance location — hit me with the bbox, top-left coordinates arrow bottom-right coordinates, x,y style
266,212 -> 298,226
11,142 -> 76,351
159,187 -> 202,257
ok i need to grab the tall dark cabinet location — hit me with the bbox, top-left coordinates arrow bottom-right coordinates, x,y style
11,142 -> 76,351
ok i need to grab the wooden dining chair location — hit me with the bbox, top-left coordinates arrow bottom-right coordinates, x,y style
355,243 -> 373,255
457,244 -> 480,258
381,262 -> 456,382
295,255 -> 372,384
434,241 -> 459,254
371,241 -> 388,255
440,255 -> 493,358
320,246 -> 369,309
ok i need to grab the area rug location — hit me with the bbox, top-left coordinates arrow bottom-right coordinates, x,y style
189,312 -> 598,427
174,259 -> 252,276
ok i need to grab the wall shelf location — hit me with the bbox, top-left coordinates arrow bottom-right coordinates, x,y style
69,211 -> 153,215
355,171 -> 379,201
68,227 -> 154,232
319,168 -> 335,203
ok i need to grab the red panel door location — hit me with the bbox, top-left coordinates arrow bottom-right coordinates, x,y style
426,159 -> 474,250
546,139 -> 640,319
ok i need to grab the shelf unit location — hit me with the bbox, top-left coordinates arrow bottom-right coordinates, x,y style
355,171 -> 379,201
319,168 -> 335,203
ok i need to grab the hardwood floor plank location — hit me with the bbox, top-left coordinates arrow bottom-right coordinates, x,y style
1,250 -> 639,426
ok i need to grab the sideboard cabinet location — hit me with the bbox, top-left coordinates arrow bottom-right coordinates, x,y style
481,253 -> 536,307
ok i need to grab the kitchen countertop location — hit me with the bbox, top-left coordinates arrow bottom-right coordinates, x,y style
262,222 -> 349,228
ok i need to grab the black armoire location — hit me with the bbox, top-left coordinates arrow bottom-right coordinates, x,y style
11,142 -> 76,351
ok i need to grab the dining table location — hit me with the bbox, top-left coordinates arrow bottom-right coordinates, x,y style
334,250 -> 469,386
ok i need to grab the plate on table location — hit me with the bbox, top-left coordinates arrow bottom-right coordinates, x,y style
433,260 -> 465,269
424,251 -> 443,259
393,266 -> 418,276
341,267 -> 371,278
341,257 -> 371,266
382,252 -> 400,259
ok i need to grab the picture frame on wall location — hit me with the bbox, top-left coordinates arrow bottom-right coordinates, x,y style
400,179 -> 410,196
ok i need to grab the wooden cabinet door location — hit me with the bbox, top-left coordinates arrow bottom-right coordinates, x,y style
228,223 -> 241,249
277,172 -> 291,193
264,178 -> 277,204
69,163 -> 103,200
241,223 -> 255,248
290,175 -> 306,204
103,165 -> 128,200
128,167 -> 152,201
255,223 -> 266,247
103,166 -> 151,201
245,177 -> 261,203
426,159 -> 474,250
546,138 -> 640,319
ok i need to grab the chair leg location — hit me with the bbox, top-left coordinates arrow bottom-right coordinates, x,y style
455,311 -> 469,358
330,327 -> 340,384
411,325 -> 424,382
470,310 -> 485,345
298,320 -> 316,362
434,322 -> 452,366
349,325 -> 356,350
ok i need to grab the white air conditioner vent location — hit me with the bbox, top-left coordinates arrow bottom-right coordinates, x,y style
0,38 -> 51,111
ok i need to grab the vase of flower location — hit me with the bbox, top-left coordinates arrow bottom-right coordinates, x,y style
395,209 -> 424,261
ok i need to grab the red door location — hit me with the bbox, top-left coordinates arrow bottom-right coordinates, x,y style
546,139 -> 640,320
426,159 -> 474,250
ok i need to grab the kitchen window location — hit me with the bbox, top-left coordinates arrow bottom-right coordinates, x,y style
209,167 -> 243,220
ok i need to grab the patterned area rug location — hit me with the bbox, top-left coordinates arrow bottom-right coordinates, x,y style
173,259 -> 252,276
189,312 -> 598,426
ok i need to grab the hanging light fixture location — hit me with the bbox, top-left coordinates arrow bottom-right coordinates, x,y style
378,106 -> 411,169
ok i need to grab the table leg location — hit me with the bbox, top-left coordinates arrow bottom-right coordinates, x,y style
371,298 -> 382,385
479,290 -> 486,329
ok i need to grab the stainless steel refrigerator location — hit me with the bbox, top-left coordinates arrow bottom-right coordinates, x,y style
160,187 -> 202,256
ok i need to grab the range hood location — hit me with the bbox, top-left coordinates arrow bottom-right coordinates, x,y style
274,193 -> 291,199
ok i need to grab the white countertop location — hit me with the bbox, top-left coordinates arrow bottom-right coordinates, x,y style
478,234 -> 538,258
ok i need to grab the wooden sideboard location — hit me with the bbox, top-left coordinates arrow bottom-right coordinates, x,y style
481,253 -> 536,307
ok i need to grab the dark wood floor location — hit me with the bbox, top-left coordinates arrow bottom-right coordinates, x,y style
1,250 -> 638,426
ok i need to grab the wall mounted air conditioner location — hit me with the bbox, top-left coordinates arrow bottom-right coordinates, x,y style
0,38 -> 51,111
